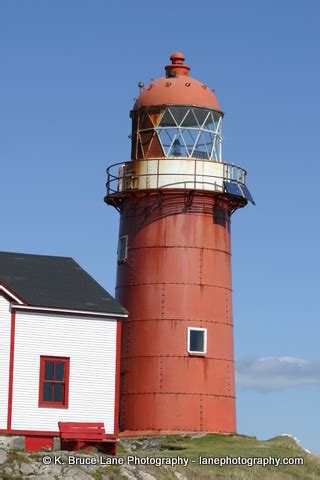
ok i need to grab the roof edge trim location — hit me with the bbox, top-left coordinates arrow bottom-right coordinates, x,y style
0,284 -> 25,305
12,304 -> 128,318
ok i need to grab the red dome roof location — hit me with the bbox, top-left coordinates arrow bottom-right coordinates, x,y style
133,52 -> 222,113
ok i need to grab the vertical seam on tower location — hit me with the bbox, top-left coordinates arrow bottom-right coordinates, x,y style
159,357 -> 164,391
127,323 -> 131,356
226,289 -> 229,323
199,248 -> 203,285
200,394 -> 203,430
227,363 -> 231,394
161,283 -> 165,320
129,248 -> 135,286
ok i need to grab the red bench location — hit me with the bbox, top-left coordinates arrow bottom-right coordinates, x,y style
58,422 -> 116,454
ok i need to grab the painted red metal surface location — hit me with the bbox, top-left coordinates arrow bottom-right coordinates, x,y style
115,192 -> 236,433
58,422 -> 116,453
25,435 -> 54,452
106,52 -> 248,435
133,53 -> 222,112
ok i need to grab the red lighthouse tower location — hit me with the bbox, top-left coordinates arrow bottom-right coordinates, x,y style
105,52 -> 254,435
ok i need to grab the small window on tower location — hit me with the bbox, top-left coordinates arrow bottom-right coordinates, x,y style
187,327 -> 207,355
118,235 -> 128,263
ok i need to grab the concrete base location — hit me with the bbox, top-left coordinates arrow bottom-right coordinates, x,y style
0,435 -> 25,451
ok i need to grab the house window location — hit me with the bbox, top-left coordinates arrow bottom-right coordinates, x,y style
187,327 -> 207,355
118,235 -> 128,262
39,356 -> 70,408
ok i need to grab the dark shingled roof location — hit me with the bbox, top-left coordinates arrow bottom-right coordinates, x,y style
0,251 -> 127,316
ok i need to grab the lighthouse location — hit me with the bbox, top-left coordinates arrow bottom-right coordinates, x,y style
105,52 -> 254,434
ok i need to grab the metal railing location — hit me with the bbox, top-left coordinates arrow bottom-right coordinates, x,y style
105,158 -> 247,197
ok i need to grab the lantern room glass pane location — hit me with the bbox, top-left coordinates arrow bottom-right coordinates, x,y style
159,109 -> 177,127
166,106 -> 188,125
167,135 -> 188,157
158,129 -> 173,154
193,108 -> 209,127
203,111 -> 215,131
155,106 -> 222,160
193,133 -> 210,159
181,109 -> 198,128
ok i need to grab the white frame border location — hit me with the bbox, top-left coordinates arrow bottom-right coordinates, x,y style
187,327 -> 207,355
117,235 -> 128,263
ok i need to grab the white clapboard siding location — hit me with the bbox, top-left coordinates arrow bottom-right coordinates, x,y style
0,296 -> 11,429
12,311 -> 117,434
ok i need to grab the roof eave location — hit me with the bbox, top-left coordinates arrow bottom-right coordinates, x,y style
11,304 -> 128,319
0,282 -> 27,305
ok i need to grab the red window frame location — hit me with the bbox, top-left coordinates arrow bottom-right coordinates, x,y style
38,356 -> 70,408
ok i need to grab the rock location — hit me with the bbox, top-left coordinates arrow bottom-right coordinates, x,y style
63,467 -> 93,479
139,472 -> 157,480
38,464 -> 57,475
0,449 -> 7,464
11,460 -> 23,474
29,475 -> 55,480
19,462 -> 34,475
3,466 -> 14,476
12,436 -> 25,450
121,467 -> 138,480
53,437 -> 61,451
48,464 -> 68,477
175,472 -> 187,480
0,434 -> 24,451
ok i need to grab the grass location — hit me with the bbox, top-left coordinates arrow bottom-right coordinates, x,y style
1,434 -> 319,479
118,433 -> 320,479
5,451 -> 30,464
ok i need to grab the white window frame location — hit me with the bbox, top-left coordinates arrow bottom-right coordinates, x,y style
118,235 -> 128,263
187,327 -> 207,355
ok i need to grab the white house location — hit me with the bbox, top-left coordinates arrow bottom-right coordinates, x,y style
0,251 -> 127,452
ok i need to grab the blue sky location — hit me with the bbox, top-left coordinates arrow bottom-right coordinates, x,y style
1,1 -> 320,453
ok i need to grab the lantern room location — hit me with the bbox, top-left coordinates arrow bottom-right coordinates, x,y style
131,104 -> 223,162
130,52 -> 223,162
106,52 -> 254,206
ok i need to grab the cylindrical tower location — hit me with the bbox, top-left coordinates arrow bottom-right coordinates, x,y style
105,52 -> 254,435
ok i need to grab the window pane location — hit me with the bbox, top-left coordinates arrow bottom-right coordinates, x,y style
44,361 -> 54,380
190,330 -> 205,352
169,106 -> 188,125
202,111 -> 214,131
181,109 -> 198,128
118,237 -> 127,260
43,382 -> 53,401
53,384 -> 64,402
193,108 -> 209,127
159,109 -> 177,127
193,133 -> 210,159
158,129 -> 173,154
168,134 -> 187,157
55,362 -> 65,381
